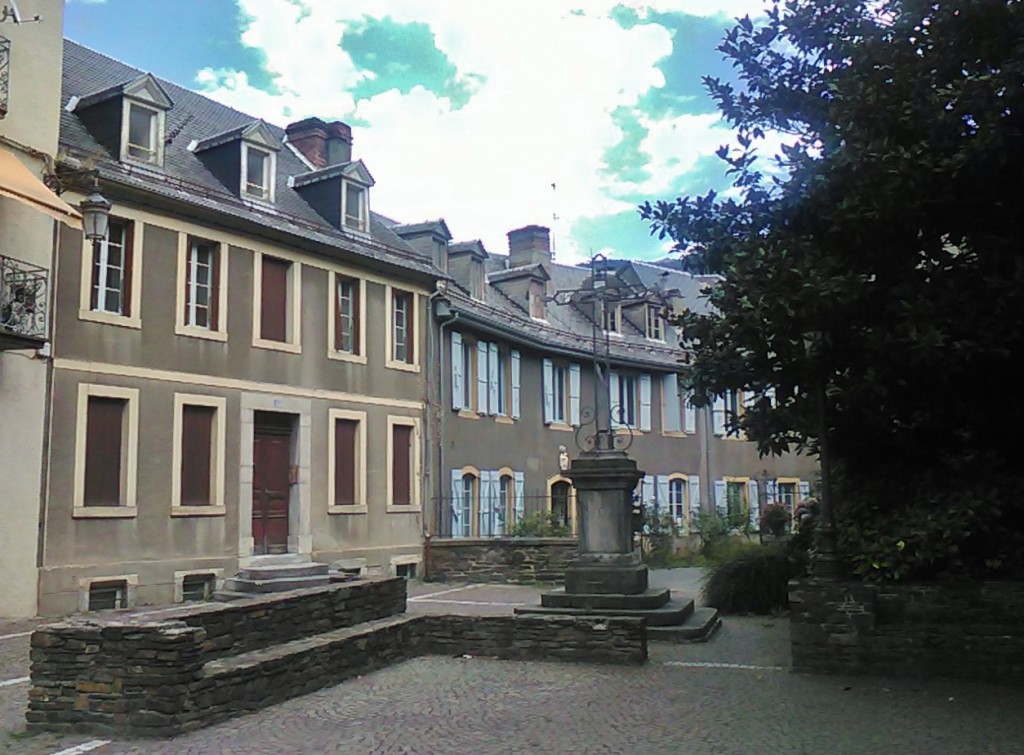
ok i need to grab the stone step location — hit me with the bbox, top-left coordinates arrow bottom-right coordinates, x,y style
540,588 -> 671,611
516,597 -> 695,627
238,562 -> 330,581
647,607 -> 722,643
222,574 -> 330,594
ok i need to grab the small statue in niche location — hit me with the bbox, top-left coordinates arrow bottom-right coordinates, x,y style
558,445 -> 570,472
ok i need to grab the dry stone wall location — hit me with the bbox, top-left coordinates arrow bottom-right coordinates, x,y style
427,537 -> 578,583
790,579 -> 1024,684
27,577 -> 646,738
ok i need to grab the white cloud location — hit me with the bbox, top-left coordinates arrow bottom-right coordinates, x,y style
197,0 -> 749,259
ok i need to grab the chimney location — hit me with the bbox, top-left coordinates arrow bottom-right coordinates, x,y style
285,117 -> 353,169
507,225 -> 551,268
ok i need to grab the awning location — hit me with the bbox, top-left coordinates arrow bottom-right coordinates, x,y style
0,147 -> 82,229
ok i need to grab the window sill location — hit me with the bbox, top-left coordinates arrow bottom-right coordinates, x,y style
457,409 -> 480,420
73,506 -> 137,519
328,504 -> 368,515
175,324 -> 228,342
385,360 -> 421,373
661,431 -> 689,439
78,310 -> 142,330
253,337 -> 302,354
494,416 -> 515,425
327,350 -> 367,365
547,422 -> 574,432
171,506 -> 227,517
386,504 -> 423,514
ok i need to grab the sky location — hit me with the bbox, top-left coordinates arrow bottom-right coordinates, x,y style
63,0 -> 769,266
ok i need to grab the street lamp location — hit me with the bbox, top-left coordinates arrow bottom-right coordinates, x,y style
79,191 -> 111,242
803,330 -> 843,580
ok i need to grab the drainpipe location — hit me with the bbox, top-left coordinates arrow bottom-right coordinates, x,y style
429,287 -> 459,541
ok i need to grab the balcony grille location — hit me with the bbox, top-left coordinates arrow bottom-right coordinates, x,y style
0,36 -> 8,118
1,254 -> 49,344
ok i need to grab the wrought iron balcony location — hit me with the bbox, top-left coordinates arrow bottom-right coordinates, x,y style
0,253 -> 49,348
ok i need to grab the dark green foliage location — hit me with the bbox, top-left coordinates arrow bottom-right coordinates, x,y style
641,0 -> 1024,579
701,543 -> 797,614
759,504 -> 790,537
510,511 -> 570,538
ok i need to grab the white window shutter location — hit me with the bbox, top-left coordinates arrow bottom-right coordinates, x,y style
609,371 -> 621,429
684,390 -> 697,434
511,350 -> 521,419
688,476 -> 701,514
798,480 -> 811,502
476,341 -> 488,414
639,373 -> 652,431
451,332 -> 464,411
766,479 -> 778,505
513,471 -> 525,524
656,475 -> 670,519
488,343 -> 499,415
450,469 -> 463,537
714,479 -> 726,515
542,358 -> 554,424
747,479 -> 760,527
478,471 -> 493,537
712,395 -> 726,436
569,363 -> 581,426
662,374 -> 681,433
494,472 -> 506,537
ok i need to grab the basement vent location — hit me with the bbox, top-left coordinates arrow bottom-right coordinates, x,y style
181,573 -> 215,602
88,581 -> 127,611
395,563 -> 417,580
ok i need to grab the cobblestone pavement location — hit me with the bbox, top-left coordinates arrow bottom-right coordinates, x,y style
4,571 -> 1024,754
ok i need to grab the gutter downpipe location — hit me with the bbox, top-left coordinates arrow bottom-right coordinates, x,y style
428,287 -> 459,562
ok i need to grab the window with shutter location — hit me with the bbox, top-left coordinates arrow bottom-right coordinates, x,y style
180,405 -> 214,506
260,255 -> 290,342
334,276 -> 360,354
90,219 -> 133,316
84,396 -> 126,507
387,417 -> 419,510
334,418 -> 359,506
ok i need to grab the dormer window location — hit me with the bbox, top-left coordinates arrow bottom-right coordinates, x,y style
645,304 -> 664,341
242,143 -> 274,201
126,102 -> 160,163
344,182 -> 367,232
602,302 -> 621,334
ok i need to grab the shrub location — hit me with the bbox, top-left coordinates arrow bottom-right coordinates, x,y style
759,504 -> 790,537
694,511 -> 730,559
701,543 -> 800,614
510,511 -> 571,538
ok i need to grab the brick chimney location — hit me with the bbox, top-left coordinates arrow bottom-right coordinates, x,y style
507,225 -> 551,268
285,117 -> 353,169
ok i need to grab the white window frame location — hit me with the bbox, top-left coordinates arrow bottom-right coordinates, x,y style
170,393 -> 227,516
72,384 -> 140,518
241,142 -> 276,202
342,180 -> 369,234
645,304 -> 664,341
327,408 -> 368,514
327,271 -> 367,364
78,215 -> 143,329
386,415 -> 422,512
385,286 -> 421,372
602,302 -> 622,335
121,100 -> 164,166
251,250 -> 302,353
175,232 -> 228,341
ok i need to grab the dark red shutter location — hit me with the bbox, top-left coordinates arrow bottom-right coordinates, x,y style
209,246 -> 220,330
333,279 -> 343,352
334,419 -> 357,506
351,282 -> 360,356
90,239 -> 102,310
260,256 -> 289,342
391,425 -> 412,505
84,397 -> 125,507
180,405 -> 214,506
183,241 -> 193,325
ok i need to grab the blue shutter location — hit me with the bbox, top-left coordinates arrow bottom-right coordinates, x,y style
476,341 -> 488,414
609,371 -> 621,429
542,358 -> 554,424
488,343 -> 499,415
639,373 -> 652,431
714,479 -> 726,516
451,332 -> 464,411
656,475 -> 671,523
683,390 -> 697,434
513,471 -> 525,524
798,480 -> 811,502
450,469 -> 463,537
662,374 -> 681,433
712,395 -> 726,436
569,363 -> 581,426
766,479 -> 778,506
688,476 -> 701,516
511,350 -> 521,419
747,479 -> 760,528
478,471 -> 493,537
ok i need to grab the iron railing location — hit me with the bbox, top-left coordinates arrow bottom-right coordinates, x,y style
0,254 -> 49,343
0,35 -> 9,119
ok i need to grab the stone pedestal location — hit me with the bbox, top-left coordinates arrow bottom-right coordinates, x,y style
516,450 -> 720,641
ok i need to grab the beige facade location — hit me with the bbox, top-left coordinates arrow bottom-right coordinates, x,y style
0,0 -> 70,618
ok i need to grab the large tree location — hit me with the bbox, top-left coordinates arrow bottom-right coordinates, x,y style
642,0 -> 1024,579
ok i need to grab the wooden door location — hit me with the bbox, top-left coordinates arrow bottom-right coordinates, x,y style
252,413 -> 292,555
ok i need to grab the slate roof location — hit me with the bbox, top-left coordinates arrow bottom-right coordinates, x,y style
447,251 -> 715,372
58,40 -> 439,280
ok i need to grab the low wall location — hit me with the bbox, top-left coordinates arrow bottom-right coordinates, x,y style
426,537 -> 578,583
27,581 -> 645,738
790,579 -> 1024,684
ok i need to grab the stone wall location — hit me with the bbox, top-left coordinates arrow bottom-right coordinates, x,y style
27,579 -> 646,738
790,579 -> 1024,684
426,537 -> 578,583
